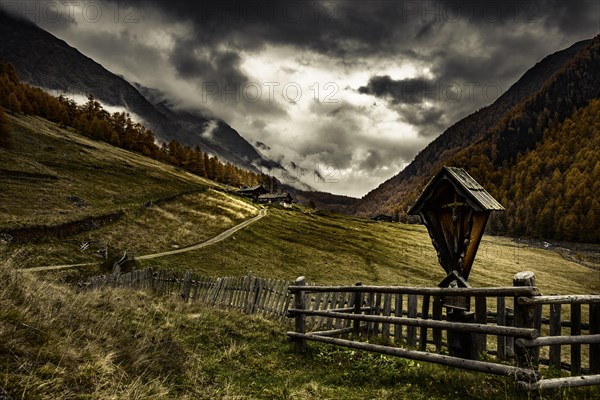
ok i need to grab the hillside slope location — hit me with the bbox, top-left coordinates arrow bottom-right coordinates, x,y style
0,10 -> 278,173
0,112 -> 258,268
353,36 -> 599,243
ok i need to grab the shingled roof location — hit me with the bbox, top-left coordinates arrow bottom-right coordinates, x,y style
408,166 -> 504,214
238,185 -> 265,192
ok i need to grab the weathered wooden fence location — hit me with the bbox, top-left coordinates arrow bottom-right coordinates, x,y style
80,268 -> 292,320
80,268 -> 599,393
287,272 -> 600,394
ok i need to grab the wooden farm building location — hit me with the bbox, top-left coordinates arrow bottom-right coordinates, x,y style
371,214 -> 393,222
237,185 -> 268,201
257,192 -> 293,207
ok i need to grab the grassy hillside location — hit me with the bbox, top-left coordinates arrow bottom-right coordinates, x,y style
140,208 -> 599,296
0,113 -> 258,268
1,112 -> 599,399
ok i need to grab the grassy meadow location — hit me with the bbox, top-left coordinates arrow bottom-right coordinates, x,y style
139,208 -> 599,296
1,112 -> 599,399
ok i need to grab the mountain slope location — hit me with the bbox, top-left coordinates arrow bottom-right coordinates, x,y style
352,36 -> 600,243
0,11 -> 277,173
133,82 -> 283,171
353,38 -> 593,216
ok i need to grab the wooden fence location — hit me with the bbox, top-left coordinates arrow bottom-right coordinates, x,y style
80,268 -> 292,320
80,268 -> 599,393
287,271 -> 600,394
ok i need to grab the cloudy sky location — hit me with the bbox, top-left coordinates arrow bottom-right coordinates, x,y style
5,0 -> 600,196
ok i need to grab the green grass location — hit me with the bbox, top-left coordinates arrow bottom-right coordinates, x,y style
140,208 -> 599,296
1,112 -> 599,399
11,189 -> 259,268
1,259 -> 598,400
0,114 -> 221,229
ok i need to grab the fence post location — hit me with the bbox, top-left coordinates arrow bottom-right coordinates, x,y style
513,271 -> 539,384
294,276 -> 307,353
353,283 -> 362,338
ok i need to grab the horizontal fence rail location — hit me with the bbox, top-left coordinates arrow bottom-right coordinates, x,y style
288,285 -> 540,297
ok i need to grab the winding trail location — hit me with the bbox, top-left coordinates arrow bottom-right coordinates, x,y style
25,208 -> 267,272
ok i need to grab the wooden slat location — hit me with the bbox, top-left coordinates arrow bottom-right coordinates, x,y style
353,285 -> 363,338
549,303 -> 562,368
373,292 -> 382,335
335,293 -> 348,331
230,276 -> 239,309
382,293 -> 392,343
277,280 -> 288,317
419,295 -> 430,351
238,276 -> 246,309
191,274 -> 199,302
263,279 -> 274,313
343,292 -> 353,337
242,274 -> 252,312
293,277 -> 307,353
432,296 -> 443,352
319,292 -> 332,330
475,296 -> 487,355
259,278 -> 270,312
590,303 -> 600,374
365,292 -> 375,336
310,293 -> 323,329
260,278 -> 270,313
309,327 -> 355,337
281,281 -> 292,321
496,297 -> 507,360
253,277 -> 263,312
394,294 -> 403,343
407,294 -> 418,346
327,292 -> 340,330
204,276 -> 213,304
270,280 -> 282,317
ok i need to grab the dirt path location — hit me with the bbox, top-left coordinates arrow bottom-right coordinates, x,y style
25,208 -> 267,272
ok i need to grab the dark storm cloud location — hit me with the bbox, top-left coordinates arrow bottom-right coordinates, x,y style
133,0 -> 599,52
358,76 -> 437,105
132,0 -> 599,114
170,38 -> 247,85
443,0 -> 599,34
357,75 -> 452,137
